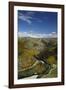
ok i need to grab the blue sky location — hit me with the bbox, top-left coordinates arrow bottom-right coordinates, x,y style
18,10 -> 57,38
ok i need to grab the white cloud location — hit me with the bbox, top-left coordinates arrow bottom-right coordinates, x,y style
18,31 -> 57,38
18,12 -> 42,24
18,13 -> 32,24
48,32 -> 57,38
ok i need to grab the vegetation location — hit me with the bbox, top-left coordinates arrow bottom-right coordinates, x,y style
18,37 -> 57,79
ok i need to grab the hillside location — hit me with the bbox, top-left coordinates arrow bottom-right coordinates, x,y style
18,37 -> 57,79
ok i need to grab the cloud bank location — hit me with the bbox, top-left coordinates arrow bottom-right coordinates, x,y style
18,31 -> 57,38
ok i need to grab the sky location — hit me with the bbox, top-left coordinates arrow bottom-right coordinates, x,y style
18,10 -> 57,38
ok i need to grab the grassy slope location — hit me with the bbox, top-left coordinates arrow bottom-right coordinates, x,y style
18,37 -> 57,79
